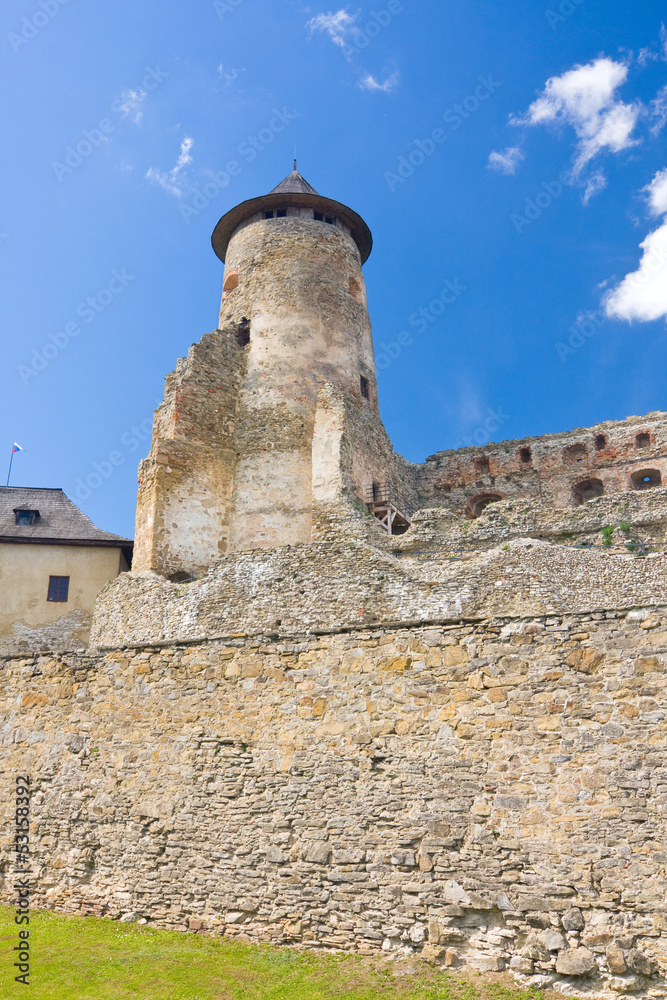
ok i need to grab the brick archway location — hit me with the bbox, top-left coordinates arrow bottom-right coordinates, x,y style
466,491 -> 505,519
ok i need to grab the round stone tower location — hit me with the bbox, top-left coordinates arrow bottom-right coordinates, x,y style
211,164 -> 376,552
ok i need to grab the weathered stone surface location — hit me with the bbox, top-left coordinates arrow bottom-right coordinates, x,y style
627,949 -> 655,976
555,947 -> 598,976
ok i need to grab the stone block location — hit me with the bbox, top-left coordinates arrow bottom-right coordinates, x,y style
562,907 -> 585,931
555,947 -> 597,976
606,942 -> 627,975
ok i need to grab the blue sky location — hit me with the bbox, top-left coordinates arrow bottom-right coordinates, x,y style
1,0 -> 666,539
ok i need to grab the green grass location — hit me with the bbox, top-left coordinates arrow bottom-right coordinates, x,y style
0,907 -> 549,1000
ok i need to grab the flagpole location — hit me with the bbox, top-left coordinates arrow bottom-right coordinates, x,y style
6,446 -> 14,487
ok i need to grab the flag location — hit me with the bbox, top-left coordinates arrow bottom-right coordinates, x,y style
12,443 -> 23,453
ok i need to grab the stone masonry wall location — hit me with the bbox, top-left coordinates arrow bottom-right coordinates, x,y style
1,612 -> 666,995
133,329 -> 246,579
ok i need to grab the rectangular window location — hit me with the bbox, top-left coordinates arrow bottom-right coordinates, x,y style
276,209 -> 287,218
47,576 -> 69,603
360,375 -> 370,400
325,216 -> 334,225
314,211 -> 323,221
263,210 -> 274,220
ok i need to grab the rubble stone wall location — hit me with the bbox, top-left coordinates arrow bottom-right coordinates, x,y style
91,532 -> 667,651
2,611 -> 666,995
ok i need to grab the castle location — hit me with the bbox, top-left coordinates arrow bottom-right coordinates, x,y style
3,168 -> 667,996
130,165 -> 667,581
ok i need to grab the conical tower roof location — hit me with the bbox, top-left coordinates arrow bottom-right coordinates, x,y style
211,164 -> 372,264
269,167 -> 319,196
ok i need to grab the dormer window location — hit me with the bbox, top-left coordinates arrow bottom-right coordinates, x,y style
14,509 -> 39,526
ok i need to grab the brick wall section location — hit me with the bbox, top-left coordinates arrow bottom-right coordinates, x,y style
1,613 -> 666,993
418,411 -> 667,516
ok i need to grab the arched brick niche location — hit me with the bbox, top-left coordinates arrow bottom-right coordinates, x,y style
466,491 -> 505,519
573,478 -> 604,504
631,469 -> 662,490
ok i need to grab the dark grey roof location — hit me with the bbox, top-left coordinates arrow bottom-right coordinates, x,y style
269,169 -> 319,196
211,167 -> 373,264
0,487 -> 133,547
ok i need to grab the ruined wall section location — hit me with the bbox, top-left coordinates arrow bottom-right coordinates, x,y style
133,329 -> 247,579
91,528 -> 667,650
2,614 -> 667,994
392,488 -> 667,554
310,383 -> 421,543
417,412 -> 667,517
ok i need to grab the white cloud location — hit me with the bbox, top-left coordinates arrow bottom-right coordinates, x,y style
645,167 -> 667,215
512,57 -> 641,177
146,137 -> 193,198
217,63 -> 243,86
604,167 -> 667,322
307,9 -> 357,48
583,172 -> 607,203
116,89 -> 147,125
650,84 -> 667,135
358,70 -> 399,94
487,146 -> 524,174
639,23 -> 667,64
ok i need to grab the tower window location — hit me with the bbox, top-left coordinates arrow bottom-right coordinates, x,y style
14,509 -> 39,526
595,434 -> 607,451
47,576 -> 69,602
360,375 -> 370,400
314,211 -> 324,221
519,447 -> 531,464
325,216 -> 334,225
474,456 -> 490,474
235,318 -> 251,347
276,209 -> 287,218
263,210 -> 274,220
635,432 -> 650,449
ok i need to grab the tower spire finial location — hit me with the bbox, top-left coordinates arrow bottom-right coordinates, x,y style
294,147 -> 297,172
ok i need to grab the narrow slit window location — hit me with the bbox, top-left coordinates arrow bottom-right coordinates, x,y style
47,576 -> 69,603
360,375 -> 370,400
